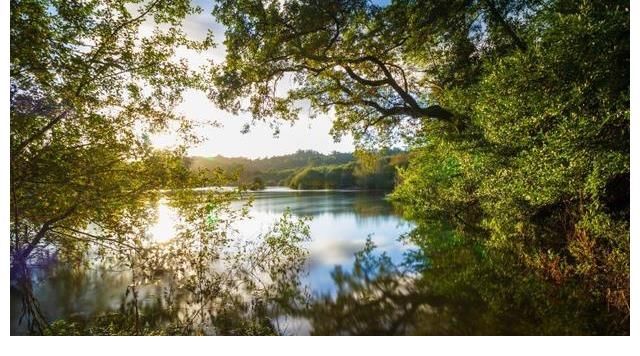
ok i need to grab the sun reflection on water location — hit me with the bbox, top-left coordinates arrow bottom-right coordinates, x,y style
148,200 -> 180,243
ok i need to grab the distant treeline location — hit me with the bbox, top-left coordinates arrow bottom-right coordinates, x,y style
186,149 -> 408,190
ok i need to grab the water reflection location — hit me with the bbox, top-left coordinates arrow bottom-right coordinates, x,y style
231,189 -> 414,297
293,224 -> 631,335
237,188 -> 399,217
11,187 -> 627,335
10,188 -> 414,335
148,201 -> 180,243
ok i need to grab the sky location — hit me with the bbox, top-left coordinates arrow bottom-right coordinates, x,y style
147,0 -> 356,159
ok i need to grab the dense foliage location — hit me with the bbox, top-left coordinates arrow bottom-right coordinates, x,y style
390,0 -> 629,332
11,0 -> 210,267
212,0 -> 630,334
10,0 -> 311,335
10,0 -> 629,335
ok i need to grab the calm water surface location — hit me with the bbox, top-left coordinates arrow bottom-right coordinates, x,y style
10,187 -> 414,334
236,188 -> 414,293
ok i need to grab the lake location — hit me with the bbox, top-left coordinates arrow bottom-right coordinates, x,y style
10,187 -> 414,335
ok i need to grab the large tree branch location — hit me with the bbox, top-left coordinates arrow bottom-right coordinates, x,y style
53,226 -> 141,252
20,204 -> 78,260
343,65 -> 388,86
349,56 -> 421,110
11,109 -> 70,159
338,56 -> 453,121
333,71 -> 453,122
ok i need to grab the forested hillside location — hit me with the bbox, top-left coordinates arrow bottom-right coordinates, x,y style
187,149 -> 407,189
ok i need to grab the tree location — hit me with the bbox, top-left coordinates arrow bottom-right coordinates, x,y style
210,0 -> 539,145
391,0 -> 629,324
10,0 -> 215,332
212,0 -> 630,333
250,176 -> 266,190
10,0 -> 317,336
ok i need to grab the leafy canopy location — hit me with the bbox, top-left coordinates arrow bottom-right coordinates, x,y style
11,0 -> 215,265
210,0 -> 539,145
212,0 -> 629,333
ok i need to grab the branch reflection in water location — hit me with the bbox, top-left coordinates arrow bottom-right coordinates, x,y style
13,188 -> 622,335
10,188 -> 414,335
